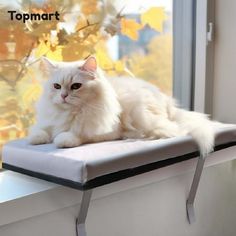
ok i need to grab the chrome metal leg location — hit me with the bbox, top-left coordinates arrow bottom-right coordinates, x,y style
187,155 -> 206,224
76,190 -> 93,236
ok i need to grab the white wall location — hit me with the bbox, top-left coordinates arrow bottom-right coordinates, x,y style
213,0 -> 236,122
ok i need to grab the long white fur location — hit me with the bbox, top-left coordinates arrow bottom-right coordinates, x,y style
28,57 -> 216,156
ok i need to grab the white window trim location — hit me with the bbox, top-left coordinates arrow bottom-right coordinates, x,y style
173,0 -> 195,110
193,0 -> 215,114
193,0 -> 208,113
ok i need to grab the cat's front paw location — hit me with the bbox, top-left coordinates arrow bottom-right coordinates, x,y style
54,132 -> 81,148
28,130 -> 51,145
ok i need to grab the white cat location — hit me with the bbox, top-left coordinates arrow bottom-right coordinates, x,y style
28,56 -> 215,156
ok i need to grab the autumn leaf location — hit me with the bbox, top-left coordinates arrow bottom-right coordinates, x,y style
34,41 -> 49,58
120,18 -> 143,40
35,41 -> 63,61
95,48 -> 113,70
141,7 -> 168,32
35,41 -> 50,58
81,0 -> 98,15
114,60 -> 125,72
46,46 -> 63,61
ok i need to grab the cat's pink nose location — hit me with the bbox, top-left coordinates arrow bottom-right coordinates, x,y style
61,93 -> 68,99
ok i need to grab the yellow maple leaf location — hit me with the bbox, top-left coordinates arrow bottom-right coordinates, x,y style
120,18 -> 143,40
95,48 -> 113,70
35,41 -> 50,58
46,46 -> 63,61
114,60 -> 125,72
141,7 -> 168,32
35,41 -> 63,61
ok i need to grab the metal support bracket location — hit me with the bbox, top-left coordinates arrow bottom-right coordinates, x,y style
76,190 -> 93,236
74,155 -> 207,233
186,155 -> 206,224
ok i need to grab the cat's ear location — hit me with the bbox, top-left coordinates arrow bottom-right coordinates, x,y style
40,57 -> 57,75
80,56 -> 97,73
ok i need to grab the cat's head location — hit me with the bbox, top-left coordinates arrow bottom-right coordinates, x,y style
41,56 -> 101,109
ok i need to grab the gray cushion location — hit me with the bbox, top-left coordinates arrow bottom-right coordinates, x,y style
2,125 -> 236,188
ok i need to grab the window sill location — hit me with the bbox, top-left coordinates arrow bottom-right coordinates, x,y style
0,171 -> 58,203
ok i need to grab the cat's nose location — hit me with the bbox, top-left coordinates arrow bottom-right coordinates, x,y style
61,93 -> 68,99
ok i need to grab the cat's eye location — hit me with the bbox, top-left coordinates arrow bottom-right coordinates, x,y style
71,83 -> 82,90
53,83 -> 61,89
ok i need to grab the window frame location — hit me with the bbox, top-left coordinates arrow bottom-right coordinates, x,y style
173,0 -> 215,113
193,0 -> 215,114
173,0 -> 196,110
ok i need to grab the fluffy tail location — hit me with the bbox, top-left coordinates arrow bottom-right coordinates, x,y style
173,108 -> 215,156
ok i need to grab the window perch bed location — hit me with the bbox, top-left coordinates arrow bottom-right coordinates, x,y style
2,125 -> 236,236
